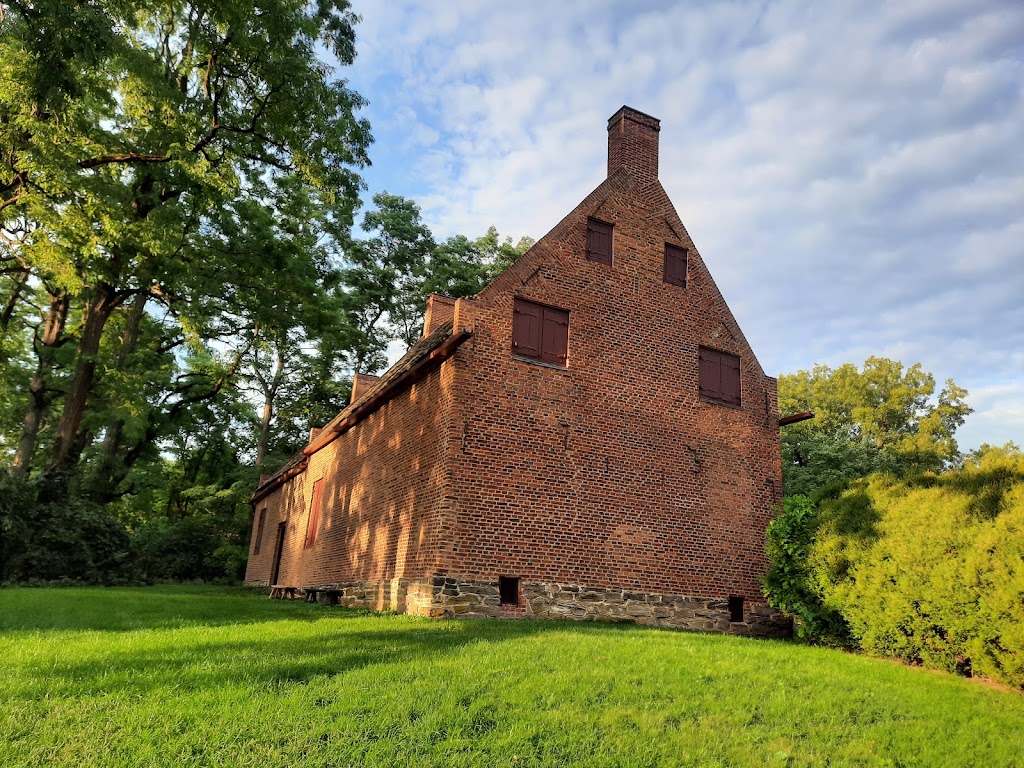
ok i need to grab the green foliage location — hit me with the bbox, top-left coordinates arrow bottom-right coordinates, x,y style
779,445 -> 1024,688
779,357 -> 971,498
0,474 -> 133,583
781,430 -> 898,499
132,511 -> 248,582
0,2 -> 538,586
2,586 -> 1023,766
763,496 -> 849,643
342,195 -> 530,361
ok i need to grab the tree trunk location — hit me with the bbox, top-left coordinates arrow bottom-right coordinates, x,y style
1,270 -> 29,337
47,284 -> 118,477
87,293 -> 149,500
12,292 -> 69,477
255,346 -> 285,470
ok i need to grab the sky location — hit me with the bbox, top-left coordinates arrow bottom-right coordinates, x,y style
340,0 -> 1023,451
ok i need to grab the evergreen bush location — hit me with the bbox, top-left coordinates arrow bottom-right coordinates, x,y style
766,446 -> 1024,688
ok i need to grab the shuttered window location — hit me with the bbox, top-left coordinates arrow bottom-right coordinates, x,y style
699,347 -> 741,406
253,508 -> 267,555
664,243 -> 688,287
586,218 -> 613,265
512,298 -> 569,367
304,478 -> 324,548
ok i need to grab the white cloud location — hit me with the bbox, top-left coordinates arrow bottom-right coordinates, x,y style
347,0 -> 1024,450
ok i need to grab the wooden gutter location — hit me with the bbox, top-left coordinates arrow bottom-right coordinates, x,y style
779,410 -> 815,427
303,328 -> 473,457
250,328 -> 470,505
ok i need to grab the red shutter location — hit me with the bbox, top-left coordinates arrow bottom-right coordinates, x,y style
699,348 -> 721,399
699,346 -> 741,406
721,353 -> 741,405
586,218 -> 613,265
254,508 -> 267,555
305,479 -> 324,548
664,244 -> 687,287
513,299 -> 541,358
540,306 -> 569,366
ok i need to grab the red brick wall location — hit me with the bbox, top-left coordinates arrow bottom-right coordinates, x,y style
441,165 -> 781,601
246,107 -> 781,610
244,362 -> 458,587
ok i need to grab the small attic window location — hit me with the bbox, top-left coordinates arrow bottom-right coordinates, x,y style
586,218 -> 613,265
664,243 -> 688,287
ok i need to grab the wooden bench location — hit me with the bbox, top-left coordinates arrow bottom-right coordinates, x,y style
269,585 -> 298,600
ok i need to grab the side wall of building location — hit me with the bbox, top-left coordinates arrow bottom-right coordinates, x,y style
244,360 -> 459,597
439,169 -> 784,622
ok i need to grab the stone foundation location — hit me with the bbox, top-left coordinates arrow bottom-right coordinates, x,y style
249,576 -> 791,638
429,577 -> 791,638
245,577 -> 436,614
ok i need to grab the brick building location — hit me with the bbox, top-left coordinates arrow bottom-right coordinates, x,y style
245,106 -> 790,637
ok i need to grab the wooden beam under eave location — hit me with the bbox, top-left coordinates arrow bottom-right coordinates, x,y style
779,410 -> 815,427
251,459 -> 308,504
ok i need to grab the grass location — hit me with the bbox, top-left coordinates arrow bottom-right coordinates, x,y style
1,586 -> 1022,767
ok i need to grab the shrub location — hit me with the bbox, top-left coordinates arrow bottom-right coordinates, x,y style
131,481 -> 250,582
772,446 -> 1024,688
762,495 -> 850,643
0,474 -> 134,583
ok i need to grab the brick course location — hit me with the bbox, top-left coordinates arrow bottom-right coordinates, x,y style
244,106 -> 788,637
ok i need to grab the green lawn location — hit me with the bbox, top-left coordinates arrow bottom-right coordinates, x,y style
1,586 -> 1021,767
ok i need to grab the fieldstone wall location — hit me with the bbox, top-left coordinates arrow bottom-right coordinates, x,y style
248,575 -> 791,638
429,577 -> 791,638
248,577 -> 436,615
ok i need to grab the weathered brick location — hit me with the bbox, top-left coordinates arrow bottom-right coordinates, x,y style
244,106 -> 789,638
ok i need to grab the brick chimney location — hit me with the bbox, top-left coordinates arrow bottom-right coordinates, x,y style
350,373 -> 379,404
423,293 -> 456,337
607,106 -> 660,181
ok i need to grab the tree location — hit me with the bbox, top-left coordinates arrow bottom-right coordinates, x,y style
0,3 -> 542,583
0,0 -> 371,486
778,357 -> 972,497
340,193 -> 532,360
341,192 -> 435,366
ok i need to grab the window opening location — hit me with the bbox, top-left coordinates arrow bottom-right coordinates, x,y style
512,298 -> 569,367
586,218 -> 613,265
664,243 -> 688,287
699,346 -> 741,406
254,508 -> 267,555
729,595 -> 744,623
499,576 -> 520,606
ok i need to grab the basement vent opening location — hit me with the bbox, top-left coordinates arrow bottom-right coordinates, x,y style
499,577 -> 520,606
728,595 -> 744,623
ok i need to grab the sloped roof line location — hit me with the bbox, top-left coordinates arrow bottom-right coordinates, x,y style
252,319 -> 459,499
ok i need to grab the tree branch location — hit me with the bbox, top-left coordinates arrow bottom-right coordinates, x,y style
78,153 -> 171,169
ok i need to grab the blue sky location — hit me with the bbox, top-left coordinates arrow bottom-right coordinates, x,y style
341,0 -> 1023,451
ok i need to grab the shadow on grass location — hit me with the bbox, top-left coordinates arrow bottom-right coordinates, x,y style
9,600 -> 655,699
0,584 -> 357,633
